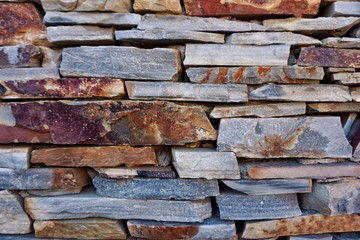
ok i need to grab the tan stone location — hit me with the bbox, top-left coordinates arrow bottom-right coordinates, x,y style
307,102 -> 360,113
134,0 -> 182,14
351,87 -> 360,102
330,72 -> 360,85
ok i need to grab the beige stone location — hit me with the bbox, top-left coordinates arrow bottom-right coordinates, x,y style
134,0 -> 182,14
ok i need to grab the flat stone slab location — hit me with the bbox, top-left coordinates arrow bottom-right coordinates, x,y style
171,148 -> 240,179
95,166 -> 176,179
93,176 -> 219,200
322,1 -> 360,17
0,45 -> 42,69
60,46 -> 181,81
41,0 -> 132,13
184,44 -> 290,67
0,146 -> 30,169
133,0 -> 182,14
25,188 -> 82,197
216,191 -> 301,220
322,37 -> 360,48
289,235 -> 333,240
0,68 -> 60,81
126,81 -> 248,103
24,189 -> 212,222
351,87 -> 360,102
249,84 -> 351,102
187,66 -> 324,84
217,117 -> 353,158
325,67 -> 355,74
330,72 -> 360,85
307,102 -> 360,113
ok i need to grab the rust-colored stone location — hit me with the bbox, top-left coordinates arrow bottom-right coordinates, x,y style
129,223 -> 199,239
0,125 -> 52,144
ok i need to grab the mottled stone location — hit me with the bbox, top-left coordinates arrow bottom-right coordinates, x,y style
322,37 -> 360,48
171,148 -> 240,179
39,47 -> 62,68
60,46 -> 181,81
0,45 -> 42,69
134,0 -> 181,14
351,87 -> 360,102
322,1 -> 360,17
26,188 -> 82,196
0,146 -> 30,169
41,0 -> 132,13
307,102 -> 360,113
217,117 -> 352,158
95,166 -> 176,179
330,72 -> 360,85
0,68 -> 60,81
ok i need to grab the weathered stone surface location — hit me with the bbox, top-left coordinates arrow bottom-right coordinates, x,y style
297,158 -> 345,164
351,87 -> 360,102
128,217 -> 237,240
210,102 -> 306,118
0,146 -> 30,169
325,67 -> 355,74
0,45 -> 42,69
95,166 -> 176,179
330,72 -> 360,85
307,102 -> 360,113
322,2 -> 360,17
134,0 -> 182,14
41,0 -> 132,13
217,117 -> 352,158
349,24 -> 360,38
187,66 -> 324,84
184,44 -> 290,67
289,235 -> 333,240
32,146 -> 157,167
34,218 -> 127,239
216,191 -> 301,220
171,148 -> 240,179
126,81 -> 248,103
0,190 -> 32,234
249,84 -> 351,102
39,47 -> 62,68
333,232 -> 360,240
138,14 -> 267,33
342,113 -> 357,137
242,213 -> 360,239
24,189 -> 212,222
93,176 -> 219,200
26,188 -> 82,197
60,46 -> 181,81
322,37 -> 360,48
0,68 -> 60,81
0,168 -> 90,190
297,47 -> 360,67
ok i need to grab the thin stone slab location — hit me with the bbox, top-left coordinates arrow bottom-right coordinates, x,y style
126,81 -> 248,103
0,68 -> 60,81
330,72 -> 360,85
171,148 -> 240,180
216,191 -> 301,220
307,102 -> 360,113
24,189 -> 212,222
289,235 -> 333,240
349,24 -> 360,38
325,67 -> 355,74
249,84 -> 351,102
93,176 -> 219,200
25,188 -> 82,197
322,2 -> 360,17
351,87 -> 360,102
60,46 -> 181,81
0,146 -> 30,169
0,45 -> 42,69
133,0 -> 182,14
297,158 -> 346,164
137,14 -> 267,33
95,166 -> 176,179
41,0 -> 132,13
217,117 -> 353,158
322,37 -> 360,48
187,66 -> 324,84
184,44 -> 290,67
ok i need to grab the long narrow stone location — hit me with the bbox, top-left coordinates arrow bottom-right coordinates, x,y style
24,189 -> 212,222
351,87 -> 360,102
95,166 -> 176,179
0,45 -> 42,69
133,0 -> 182,14
322,2 -> 360,17
60,46 -> 182,81
216,191 -> 301,220
184,44 -> 290,67
322,37 -> 360,48
330,72 -> 360,85
333,233 -> 360,240
307,102 -> 360,113
289,235 -> 333,240
0,68 -> 60,81
217,117 -> 353,158
325,67 -> 355,74
126,81 -> 248,103
25,188 -> 82,197
0,146 -> 30,169
342,113 -> 357,137
41,0 -> 132,13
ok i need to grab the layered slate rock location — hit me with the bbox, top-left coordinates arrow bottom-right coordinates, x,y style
41,0 -> 132,13
0,190 -> 32,234
325,67 -> 355,74
60,46 -> 182,81
216,191 -> 301,220
0,68 -> 60,81
24,189 -> 212,222
184,44 -> 290,67
0,45 -> 42,69
187,66 -> 324,84
307,102 -> 360,113
351,87 -> 360,102
171,148 -> 240,179
126,81 -> 248,103
322,37 -> 360,48
322,1 -> 360,17
34,219 -> 127,239
0,168 -> 90,190
330,72 -> 360,85
95,166 -> 176,179
25,188 -> 82,197
184,0 -> 321,17
0,146 -> 30,169
217,117 -> 353,158
133,0 -> 182,14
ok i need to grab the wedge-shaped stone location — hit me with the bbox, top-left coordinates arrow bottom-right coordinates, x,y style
242,213 -> 360,239
297,47 -> 360,68
0,45 -> 42,69
322,37 -> 360,48
222,179 -> 312,195
322,2 -> 360,17
95,166 -> 176,179
0,191 -> 32,234
171,148 -> 240,179
126,81 -> 248,103
217,117 -> 353,158
351,87 -> 360,102
330,72 -> 360,85
60,46 -> 181,81
184,44 -> 290,67
349,24 -> 360,38
0,146 -> 30,169
137,14 -> 267,33
341,113 -> 357,137
31,146 -> 157,167
128,217 -> 237,240
210,102 -> 306,118
216,191 -> 301,220
0,68 -> 60,81
0,168 -> 90,190
134,0 -> 182,14
307,102 -> 360,113
93,176 -> 219,200
24,189 -> 212,222
187,66 -> 324,84
41,0 -> 132,13
34,218 -> 127,239
249,84 -> 351,102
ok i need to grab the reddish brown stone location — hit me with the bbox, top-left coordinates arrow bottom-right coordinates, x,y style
0,125 -> 52,144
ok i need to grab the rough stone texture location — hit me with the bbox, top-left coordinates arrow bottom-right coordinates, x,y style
184,44 -> 290,67
342,113 -> 357,137
26,188 -> 82,197
325,67 -> 355,74
93,176 -> 219,200
216,191 -> 301,220
31,146 -> 158,167
187,66 -> 324,84
0,190 -> 32,234
171,148 -> 240,179
24,189 -> 212,222
0,146 -> 30,169
348,118 -> 360,159
330,72 -> 360,85
351,87 -> 360,102
95,166 -> 176,179
217,117 -> 353,158
60,46 -> 182,81
34,219 -> 127,239
39,47 -> 62,68
0,45 -> 42,69
349,24 -> 360,38
322,2 -> 360,17
297,47 -> 360,68
0,168 -> 90,190
126,81 -> 248,103
249,84 -> 351,102
0,68 -> 60,81
307,103 -> 360,113
41,0 -> 132,13
133,0 -> 182,14
322,37 -> 360,48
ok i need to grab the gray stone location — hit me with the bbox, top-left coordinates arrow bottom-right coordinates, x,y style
93,176 -> 219,200
95,166 -> 176,179
60,46 -> 181,81
0,68 -> 60,81
351,87 -> 360,101
0,105 -> 15,127
0,45 -> 42,68
217,117 -> 353,158
25,188 -> 82,197
307,102 -> 360,113
330,72 -> 360,85
333,232 -> 360,240
342,113 -> 357,137
322,37 -> 360,48
349,24 -> 360,38
0,146 -> 30,169
126,81 -> 248,103
289,234 -> 334,240
325,67 -> 355,74
322,2 -> 360,17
